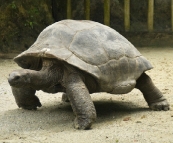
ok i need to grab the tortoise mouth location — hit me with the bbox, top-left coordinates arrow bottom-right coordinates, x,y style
8,78 -> 26,88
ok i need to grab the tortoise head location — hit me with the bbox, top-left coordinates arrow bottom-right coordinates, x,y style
8,59 -> 65,93
8,69 -> 31,88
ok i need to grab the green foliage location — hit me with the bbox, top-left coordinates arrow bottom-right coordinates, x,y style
10,1 -> 17,9
25,20 -> 37,29
24,8 -> 39,29
28,7 -> 39,16
0,0 -> 54,53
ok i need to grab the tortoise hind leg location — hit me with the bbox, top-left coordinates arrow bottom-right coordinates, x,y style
11,86 -> 42,110
135,73 -> 169,111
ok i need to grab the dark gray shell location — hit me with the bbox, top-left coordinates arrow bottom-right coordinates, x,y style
14,20 -> 153,94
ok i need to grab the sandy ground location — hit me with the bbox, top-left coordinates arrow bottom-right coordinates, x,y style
0,48 -> 173,143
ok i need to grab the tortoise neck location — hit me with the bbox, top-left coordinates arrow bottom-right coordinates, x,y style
30,59 -> 64,92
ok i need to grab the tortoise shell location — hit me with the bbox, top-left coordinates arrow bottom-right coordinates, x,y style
14,20 -> 152,94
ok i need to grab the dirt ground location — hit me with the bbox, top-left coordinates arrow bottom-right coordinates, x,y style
0,48 -> 173,143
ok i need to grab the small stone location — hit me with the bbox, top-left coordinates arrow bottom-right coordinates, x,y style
141,115 -> 146,119
136,121 -> 142,123
123,117 -> 131,121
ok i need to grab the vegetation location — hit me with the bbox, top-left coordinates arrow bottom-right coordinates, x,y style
0,0 -> 172,53
0,0 -> 53,53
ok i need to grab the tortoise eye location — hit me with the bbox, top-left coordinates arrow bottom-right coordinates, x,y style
21,60 -> 27,63
14,75 -> 20,80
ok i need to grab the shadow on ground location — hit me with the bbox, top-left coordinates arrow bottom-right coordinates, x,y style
0,98 -> 149,132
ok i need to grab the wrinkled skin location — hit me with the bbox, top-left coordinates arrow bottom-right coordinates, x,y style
8,58 -> 170,130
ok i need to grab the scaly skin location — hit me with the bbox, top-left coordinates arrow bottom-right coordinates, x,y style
135,73 -> 170,111
11,86 -> 41,110
64,70 -> 97,129
8,59 -> 65,110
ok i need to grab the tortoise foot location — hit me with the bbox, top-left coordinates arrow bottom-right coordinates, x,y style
74,116 -> 93,130
149,97 -> 170,111
17,96 -> 42,110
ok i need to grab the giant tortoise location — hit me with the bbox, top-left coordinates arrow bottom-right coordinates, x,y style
8,20 -> 169,129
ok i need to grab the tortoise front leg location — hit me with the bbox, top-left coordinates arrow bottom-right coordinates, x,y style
135,73 -> 169,111
65,73 -> 96,129
11,86 -> 42,110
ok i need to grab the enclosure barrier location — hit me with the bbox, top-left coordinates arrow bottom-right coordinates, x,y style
148,0 -> 154,32
104,0 -> 110,26
67,0 -> 72,19
85,0 -> 90,20
124,0 -> 130,32
66,0 -> 173,32
172,0 -> 173,31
